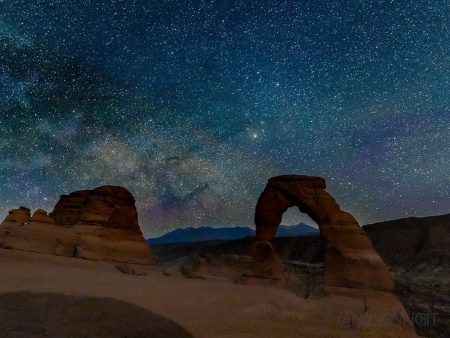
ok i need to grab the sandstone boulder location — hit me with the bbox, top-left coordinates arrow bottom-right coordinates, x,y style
30,209 -> 55,224
252,175 -> 394,291
2,207 -> 31,227
51,186 -> 140,231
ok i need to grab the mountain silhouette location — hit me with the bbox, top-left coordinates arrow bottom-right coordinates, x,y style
148,223 -> 318,245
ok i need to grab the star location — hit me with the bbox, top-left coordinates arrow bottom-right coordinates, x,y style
0,0 -> 448,237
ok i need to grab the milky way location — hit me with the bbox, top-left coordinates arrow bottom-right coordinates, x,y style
0,0 -> 449,237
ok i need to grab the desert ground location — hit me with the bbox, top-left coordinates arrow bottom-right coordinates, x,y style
0,247 -> 417,338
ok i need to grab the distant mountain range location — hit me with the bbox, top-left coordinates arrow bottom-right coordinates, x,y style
148,223 -> 319,245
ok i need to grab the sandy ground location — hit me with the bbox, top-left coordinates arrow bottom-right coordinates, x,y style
0,248 -> 417,337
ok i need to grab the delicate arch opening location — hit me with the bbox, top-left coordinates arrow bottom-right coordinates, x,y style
277,207 -> 319,237
252,174 -> 394,291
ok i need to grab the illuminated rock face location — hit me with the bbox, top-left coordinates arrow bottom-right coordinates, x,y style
51,186 -> 140,231
253,175 -> 394,291
1,207 -> 31,227
0,186 -> 153,266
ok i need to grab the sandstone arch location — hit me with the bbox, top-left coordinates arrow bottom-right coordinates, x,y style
252,175 -> 394,291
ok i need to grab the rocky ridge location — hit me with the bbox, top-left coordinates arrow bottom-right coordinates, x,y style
0,186 -> 153,266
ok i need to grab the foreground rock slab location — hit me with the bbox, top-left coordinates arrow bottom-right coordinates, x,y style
0,248 -> 418,338
0,292 -> 192,338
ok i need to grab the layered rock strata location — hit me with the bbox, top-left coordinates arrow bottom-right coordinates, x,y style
51,186 -> 140,231
2,207 -> 31,227
0,186 -> 153,265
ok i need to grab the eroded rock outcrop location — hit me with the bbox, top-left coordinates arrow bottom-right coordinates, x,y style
51,186 -> 140,231
2,207 -> 31,227
30,209 -> 55,224
252,175 -> 394,291
0,186 -> 153,266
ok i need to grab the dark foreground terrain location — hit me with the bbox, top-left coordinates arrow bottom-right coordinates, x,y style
153,213 -> 450,338
0,292 -> 192,338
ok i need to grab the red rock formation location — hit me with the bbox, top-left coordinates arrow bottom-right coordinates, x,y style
252,175 -> 394,291
51,186 -> 140,231
0,186 -> 153,266
30,209 -> 55,224
2,207 -> 31,227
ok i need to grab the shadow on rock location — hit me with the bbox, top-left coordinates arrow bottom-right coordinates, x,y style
0,292 -> 193,338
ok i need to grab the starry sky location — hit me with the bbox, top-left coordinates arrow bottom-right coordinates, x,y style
0,0 -> 449,237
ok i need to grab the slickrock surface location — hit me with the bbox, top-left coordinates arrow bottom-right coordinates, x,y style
0,248 -> 418,338
151,213 -> 450,337
252,175 -> 394,291
0,292 -> 192,338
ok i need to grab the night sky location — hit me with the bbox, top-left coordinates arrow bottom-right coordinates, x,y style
0,0 -> 449,237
